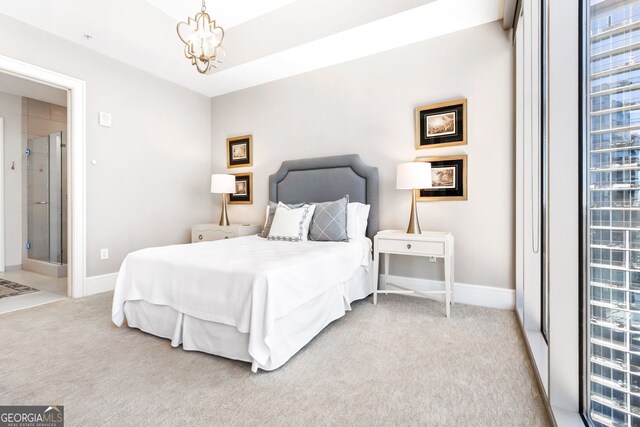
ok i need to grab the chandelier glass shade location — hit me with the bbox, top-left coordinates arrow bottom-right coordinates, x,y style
177,1 -> 225,75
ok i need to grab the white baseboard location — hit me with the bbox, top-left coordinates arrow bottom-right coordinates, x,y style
81,272 -> 514,309
84,272 -> 118,296
380,275 -> 515,310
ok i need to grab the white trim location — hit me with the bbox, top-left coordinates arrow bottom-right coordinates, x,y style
521,324 -> 549,396
84,272 -> 118,296
551,406 -> 586,427
517,318 -> 556,424
548,0 -> 580,414
78,273 -> 514,305
381,275 -> 515,310
80,273 -> 514,306
0,116 -> 4,273
0,54 -> 86,298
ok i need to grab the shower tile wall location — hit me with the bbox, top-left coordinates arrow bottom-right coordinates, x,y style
21,98 -> 67,264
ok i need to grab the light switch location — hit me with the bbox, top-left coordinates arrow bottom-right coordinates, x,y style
99,112 -> 112,127
91,160 -> 97,165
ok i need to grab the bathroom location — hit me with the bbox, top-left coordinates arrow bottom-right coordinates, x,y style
0,73 -> 68,303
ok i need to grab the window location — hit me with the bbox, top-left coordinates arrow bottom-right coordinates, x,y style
586,1 -> 640,425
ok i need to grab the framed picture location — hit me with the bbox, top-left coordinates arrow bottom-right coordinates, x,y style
226,135 -> 253,168
228,173 -> 253,204
415,99 -> 467,149
416,155 -> 467,201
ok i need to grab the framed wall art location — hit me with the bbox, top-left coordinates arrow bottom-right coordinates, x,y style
226,135 -> 253,168
228,173 -> 253,204
416,155 -> 467,201
415,99 -> 467,149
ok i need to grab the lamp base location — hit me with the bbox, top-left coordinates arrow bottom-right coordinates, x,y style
406,190 -> 421,234
219,195 -> 230,226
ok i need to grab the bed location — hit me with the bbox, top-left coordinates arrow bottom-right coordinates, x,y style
111,154 -> 379,372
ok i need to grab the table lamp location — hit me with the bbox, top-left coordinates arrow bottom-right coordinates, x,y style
396,162 -> 432,234
211,174 -> 236,226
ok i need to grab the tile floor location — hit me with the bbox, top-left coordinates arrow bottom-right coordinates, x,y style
0,270 -> 67,314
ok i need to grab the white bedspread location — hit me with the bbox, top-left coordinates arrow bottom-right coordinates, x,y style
112,235 -> 371,366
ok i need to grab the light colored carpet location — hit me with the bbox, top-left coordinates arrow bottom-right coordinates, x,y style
0,292 -> 549,426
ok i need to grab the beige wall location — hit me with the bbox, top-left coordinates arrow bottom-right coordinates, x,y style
0,14 -> 212,277
211,21 -> 514,290
22,98 -> 67,139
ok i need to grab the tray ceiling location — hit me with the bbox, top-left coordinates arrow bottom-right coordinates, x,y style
0,0 -> 504,97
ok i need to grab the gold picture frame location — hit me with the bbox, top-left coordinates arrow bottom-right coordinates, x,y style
226,135 -> 253,168
416,155 -> 467,201
228,172 -> 253,205
415,99 -> 467,150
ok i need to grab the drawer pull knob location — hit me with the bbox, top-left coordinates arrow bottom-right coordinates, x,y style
407,243 -> 412,249
198,234 -> 203,240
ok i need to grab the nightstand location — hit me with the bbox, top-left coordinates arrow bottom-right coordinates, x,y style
191,224 -> 262,243
373,230 -> 455,317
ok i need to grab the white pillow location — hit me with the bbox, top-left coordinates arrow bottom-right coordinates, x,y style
268,202 -> 316,241
347,202 -> 370,239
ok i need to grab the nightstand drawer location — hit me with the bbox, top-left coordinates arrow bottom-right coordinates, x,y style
191,224 -> 262,243
377,238 -> 445,256
192,228 -> 235,242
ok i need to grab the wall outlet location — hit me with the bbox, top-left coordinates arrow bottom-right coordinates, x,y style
100,248 -> 109,260
429,256 -> 437,263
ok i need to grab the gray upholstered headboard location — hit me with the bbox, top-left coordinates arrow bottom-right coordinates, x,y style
269,154 -> 379,241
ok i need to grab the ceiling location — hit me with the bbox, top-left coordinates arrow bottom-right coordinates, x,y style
0,72 -> 67,106
0,0 -> 505,98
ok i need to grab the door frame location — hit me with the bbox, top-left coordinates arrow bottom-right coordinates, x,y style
0,116 -> 4,273
0,54 -> 86,298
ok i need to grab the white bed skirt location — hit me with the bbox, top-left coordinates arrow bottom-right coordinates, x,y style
123,264 -> 372,372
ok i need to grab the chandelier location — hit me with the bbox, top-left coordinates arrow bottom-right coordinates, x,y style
176,1 -> 225,75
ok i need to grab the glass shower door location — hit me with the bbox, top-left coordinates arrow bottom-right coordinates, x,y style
26,131 -> 63,264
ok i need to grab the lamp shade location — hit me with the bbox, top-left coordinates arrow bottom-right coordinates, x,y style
210,174 -> 236,194
396,162 -> 432,190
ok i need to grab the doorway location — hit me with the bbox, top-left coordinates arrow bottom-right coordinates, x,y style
0,54 -> 86,302
0,85 -> 69,311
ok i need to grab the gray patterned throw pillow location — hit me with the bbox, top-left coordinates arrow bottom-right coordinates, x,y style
258,201 -> 304,238
308,195 -> 349,242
